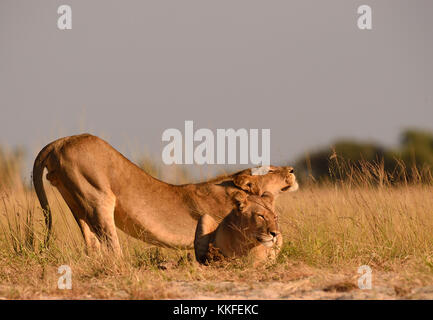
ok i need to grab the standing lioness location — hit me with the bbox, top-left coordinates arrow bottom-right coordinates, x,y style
33,134 -> 298,254
194,191 -> 282,265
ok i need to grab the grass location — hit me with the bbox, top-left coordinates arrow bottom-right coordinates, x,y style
1,155 -> 433,299
278,185 -> 433,268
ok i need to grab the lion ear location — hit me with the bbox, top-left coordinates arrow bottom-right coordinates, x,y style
233,175 -> 260,194
233,175 -> 249,190
233,191 -> 248,212
261,191 -> 275,206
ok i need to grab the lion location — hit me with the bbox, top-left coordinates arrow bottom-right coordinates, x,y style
194,191 -> 282,265
33,134 -> 298,255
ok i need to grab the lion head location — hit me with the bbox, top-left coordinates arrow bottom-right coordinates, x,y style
230,191 -> 280,248
194,190 -> 282,264
233,165 -> 298,196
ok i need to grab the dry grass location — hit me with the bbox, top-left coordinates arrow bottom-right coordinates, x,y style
277,185 -> 433,270
1,159 -> 433,299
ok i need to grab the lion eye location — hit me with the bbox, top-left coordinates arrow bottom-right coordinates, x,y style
257,215 -> 265,220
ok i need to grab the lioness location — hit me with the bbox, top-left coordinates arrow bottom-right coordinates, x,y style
33,134 -> 298,254
194,191 -> 281,264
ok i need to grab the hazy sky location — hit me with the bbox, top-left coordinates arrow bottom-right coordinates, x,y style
1,0 -> 432,179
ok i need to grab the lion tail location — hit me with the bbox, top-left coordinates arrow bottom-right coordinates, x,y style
32,139 -> 62,247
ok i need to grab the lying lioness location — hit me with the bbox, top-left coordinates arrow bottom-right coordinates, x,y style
194,191 -> 282,264
33,134 -> 297,254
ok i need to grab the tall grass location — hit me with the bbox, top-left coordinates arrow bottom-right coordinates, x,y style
1,149 -> 433,298
277,159 -> 433,271
0,146 -> 25,190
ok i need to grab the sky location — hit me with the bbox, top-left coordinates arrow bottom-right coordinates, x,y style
1,0 -> 432,180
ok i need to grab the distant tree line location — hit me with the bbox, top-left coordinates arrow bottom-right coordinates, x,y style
1,129 -> 432,190
294,129 -> 433,184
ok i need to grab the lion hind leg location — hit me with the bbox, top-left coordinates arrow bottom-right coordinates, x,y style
53,183 -> 102,254
75,197 -> 122,256
90,194 -> 122,256
77,218 -> 101,253
194,214 -> 218,264
57,181 -> 121,256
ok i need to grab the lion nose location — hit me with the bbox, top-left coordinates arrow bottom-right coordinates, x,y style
270,231 -> 277,238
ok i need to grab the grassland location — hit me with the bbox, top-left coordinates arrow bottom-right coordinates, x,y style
1,154 -> 433,299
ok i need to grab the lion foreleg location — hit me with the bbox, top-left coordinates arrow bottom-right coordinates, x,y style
194,214 -> 218,264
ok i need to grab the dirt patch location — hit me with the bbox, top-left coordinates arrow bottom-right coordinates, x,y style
323,281 -> 358,293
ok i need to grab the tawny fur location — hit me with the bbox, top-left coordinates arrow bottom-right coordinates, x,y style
194,191 -> 282,265
33,134 -> 297,255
